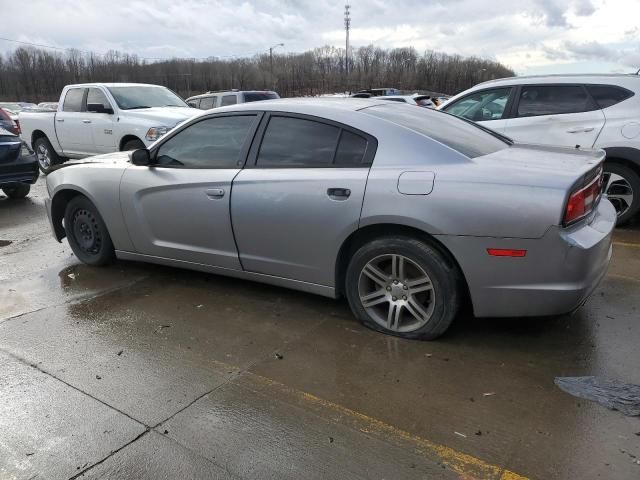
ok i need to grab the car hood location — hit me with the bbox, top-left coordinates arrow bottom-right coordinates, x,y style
50,151 -> 131,171
472,143 -> 605,189
121,106 -> 200,126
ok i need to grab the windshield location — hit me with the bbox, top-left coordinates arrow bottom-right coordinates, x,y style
363,103 -> 510,158
243,92 -> 279,102
107,86 -> 188,110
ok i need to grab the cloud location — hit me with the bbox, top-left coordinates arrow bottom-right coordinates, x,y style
0,0 -> 637,74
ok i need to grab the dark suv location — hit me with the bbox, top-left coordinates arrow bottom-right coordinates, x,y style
0,127 -> 39,199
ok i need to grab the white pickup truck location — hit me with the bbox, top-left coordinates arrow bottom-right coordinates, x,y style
20,83 -> 199,172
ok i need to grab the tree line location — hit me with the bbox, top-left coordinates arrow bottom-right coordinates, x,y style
0,45 -> 514,102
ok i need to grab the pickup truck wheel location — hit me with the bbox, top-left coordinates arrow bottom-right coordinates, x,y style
33,137 -> 60,174
122,139 -> 145,151
2,184 -> 30,199
64,196 -> 115,266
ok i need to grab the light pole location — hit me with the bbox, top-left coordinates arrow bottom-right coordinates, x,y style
269,43 -> 284,89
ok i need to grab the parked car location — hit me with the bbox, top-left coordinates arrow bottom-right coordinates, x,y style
186,90 -> 280,110
0,127 -> 39,199
379,94 -> 435,107
441,74 -> 640,224
0,108 -> 20,135
44,99 -> 614,340
355,88 -> 400,97
19,83 -> 199,173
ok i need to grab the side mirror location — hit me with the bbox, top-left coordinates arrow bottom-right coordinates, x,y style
87,103 -> 114,114
130,148 -> 152,166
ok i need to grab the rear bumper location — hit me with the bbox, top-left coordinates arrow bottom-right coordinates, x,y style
0,153 -> 39,186
437,199 -> 616,318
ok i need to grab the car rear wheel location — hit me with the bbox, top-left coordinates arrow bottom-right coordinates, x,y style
604,163 -> 640,226
33,137 -> 60,174
345,236 -> 461,340
122,139 -> 145,151
64,196 -> 115,266
2,184 -> 30,199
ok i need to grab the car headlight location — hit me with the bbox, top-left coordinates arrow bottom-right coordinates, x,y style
145,126 -> 170,141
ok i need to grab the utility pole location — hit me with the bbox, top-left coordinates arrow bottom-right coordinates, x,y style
344,4 -> 351,85
269,43 -> 284,90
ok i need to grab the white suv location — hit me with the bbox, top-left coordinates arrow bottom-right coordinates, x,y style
441,74 -> 640,224
186,90 -> 279,110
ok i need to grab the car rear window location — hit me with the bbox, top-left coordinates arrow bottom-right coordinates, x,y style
363,104 -> 509,158
243,92 -> 279,102
0,108 -> 12,121
517,85 -> 595,117
586,85 -> 634,109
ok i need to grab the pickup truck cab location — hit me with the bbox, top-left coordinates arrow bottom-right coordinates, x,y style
20,83 -> 199,173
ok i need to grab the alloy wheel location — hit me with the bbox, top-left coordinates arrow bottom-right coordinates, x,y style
37,144 -> 51,170
358,254 -> 435,333
605,172 -> 634,219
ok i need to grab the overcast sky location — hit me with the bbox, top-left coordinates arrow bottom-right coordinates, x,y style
1,0 -> 638,75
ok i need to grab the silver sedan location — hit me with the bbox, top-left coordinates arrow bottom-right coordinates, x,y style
44,99 -> 615,339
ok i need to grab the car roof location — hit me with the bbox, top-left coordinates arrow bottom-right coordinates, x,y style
208,97 -> 389,113
65,83 -> 169,88
186,90 -> 277,101
475,73 -> 640,88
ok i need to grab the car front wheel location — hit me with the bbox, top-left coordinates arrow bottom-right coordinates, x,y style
2,184 -> 30,199
345,236 -> 461,340
64,196 -> 115,266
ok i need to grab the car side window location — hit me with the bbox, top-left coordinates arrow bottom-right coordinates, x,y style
221,95 -> 237,106
86,88 -> 112,111
444,88 -> 511,122
517,85 -> 595,117
62,88 -> 86,112
586,85 -> 634,109
187,99 -> 200,108
256,116 -> 371,168
155,115 -> 256,168
257,116 -> 339,167
199,96 -> 216,110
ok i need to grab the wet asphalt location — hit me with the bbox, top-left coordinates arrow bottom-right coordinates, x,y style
0,178 -> 639,480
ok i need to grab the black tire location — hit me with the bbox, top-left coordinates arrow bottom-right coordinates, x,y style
122,139 -> 145,151
345,236 -> 461,340
64,196 -> 115,266
604,163 -> 640,226
2,184 -> 30,199
33,136 -> 60,174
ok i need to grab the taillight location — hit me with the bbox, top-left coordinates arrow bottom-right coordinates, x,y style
563,167 -> 603,226
14,119 -> 21,135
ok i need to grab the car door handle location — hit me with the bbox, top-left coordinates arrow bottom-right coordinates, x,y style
56,118 -> 64,123
205,188 -> 225,199
82,120 -> 92,124
567,127 -> 594,133
327,188 -> 351,200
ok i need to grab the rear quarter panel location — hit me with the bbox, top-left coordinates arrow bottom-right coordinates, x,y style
360,131 -> 567,239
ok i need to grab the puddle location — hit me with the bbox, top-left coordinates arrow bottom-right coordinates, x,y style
0,240 -> 13,247
555,376 -> 640,416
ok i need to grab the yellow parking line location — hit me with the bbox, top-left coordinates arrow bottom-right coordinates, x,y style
613,241 -> 640,248
248,373 -> 529,480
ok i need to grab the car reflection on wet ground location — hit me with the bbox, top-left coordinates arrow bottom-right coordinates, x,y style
1,179 -> 639,480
